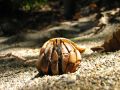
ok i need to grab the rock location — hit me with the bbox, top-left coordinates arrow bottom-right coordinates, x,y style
91,25 -> 120,52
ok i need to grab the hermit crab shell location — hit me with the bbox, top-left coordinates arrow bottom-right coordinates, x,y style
36,38 -> 85,75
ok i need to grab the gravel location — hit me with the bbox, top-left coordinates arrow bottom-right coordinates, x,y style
0,22 -> 120,90
0,49 -> 120,90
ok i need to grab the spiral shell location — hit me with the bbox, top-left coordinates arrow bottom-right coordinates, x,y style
36,38 -> 85,75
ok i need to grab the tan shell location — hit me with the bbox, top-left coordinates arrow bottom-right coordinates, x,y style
36,38 -> 85,75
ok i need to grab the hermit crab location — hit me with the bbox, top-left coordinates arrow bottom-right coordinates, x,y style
36,38 -> 85,75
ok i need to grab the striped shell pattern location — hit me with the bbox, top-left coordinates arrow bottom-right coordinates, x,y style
36,38 -> 85,75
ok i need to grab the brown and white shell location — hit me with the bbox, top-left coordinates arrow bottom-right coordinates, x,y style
36,38 -> 85,75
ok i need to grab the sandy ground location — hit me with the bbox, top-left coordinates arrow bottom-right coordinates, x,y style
0,17 -> 120,90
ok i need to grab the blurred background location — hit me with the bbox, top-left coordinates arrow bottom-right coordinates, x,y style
0,0 -> 119,36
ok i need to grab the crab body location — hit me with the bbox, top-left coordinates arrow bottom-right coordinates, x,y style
36,38 -> 85,75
